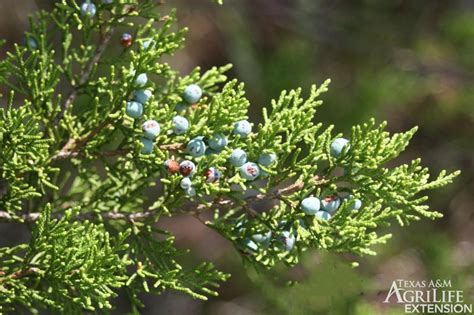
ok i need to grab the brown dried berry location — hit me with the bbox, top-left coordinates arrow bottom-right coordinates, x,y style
179,160 -> 195,177
164,159 -> 179,174
126,5 -> 136,13
120,33 -> 133,48
204,167 -> 220,183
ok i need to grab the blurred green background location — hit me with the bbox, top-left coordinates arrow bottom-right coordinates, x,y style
0,0 -> 473,314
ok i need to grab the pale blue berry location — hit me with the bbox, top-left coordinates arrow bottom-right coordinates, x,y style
25,36 -> 38,50
185,187 -> 196,197
321,195 -> 341,213
345,194 -> 362,211
298,219 -> 308,230
239,162 -> 260,181
241,238 -> 258,253
352,199 -> 362,210
258,152 -> 277,167
234,220 -> 246,232
186,137 -> 206,157
205,148 -> 221,155
172,116 -> 189,135
343,167 -> 360,176
278,220 -> 289,229
142,120 -> 160,139
133,89 -> 153,104
183,84 -> 202,104
125,101 -> 143,118
174,101 -> 187,112
330,138 -> 350,158
233,120 -> 252,138
140,137 -> 153,154
135,73 -> 148,87
315,211 -> 332,220
278,231 -> 296,251
80,2 -> 97,17
180,177 -> 192,190
252,231 -> 272,247
301,196 -> 321,215
229,149 -> 247,167
258,154 -> 274,177
208,133 -> 228,151
142,39 -> 155,50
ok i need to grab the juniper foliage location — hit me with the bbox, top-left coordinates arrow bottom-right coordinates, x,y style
0,0 -> 459,313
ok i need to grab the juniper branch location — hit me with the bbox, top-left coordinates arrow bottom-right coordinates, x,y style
51,143 -> 184,161
0,175 -> 326,223
0,267 -> 42,281
55,27 -> 115,124
0,0 -> 459,311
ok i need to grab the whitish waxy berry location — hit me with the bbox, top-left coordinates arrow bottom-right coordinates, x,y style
142,120 -> 160,139
180,177 -> 192,190
208,133 -> 228,151
239,162 -> 260,181
241,239 -> 258,254
343,167 -> 360,176
345,195 -> 362,210
185,187 -> 196,197
330,138 -> 350,158
204,167 -> 221,183
352,199 -> 362,210
258,152 -> 277,166
120,33 -> 133,48
174,101 -> 187,112
172,116 -> 189,135
80,2 -> 97,17
321,195 -> 341,213
142,39 -> 155,50
125,101 -> 143,118
182,84 -> 202,104
252,231 -> 272,247
205,148 -> 220,155
298,219 -> 308,230
278,220 -> 289,229
301,196 -> 321,215
229,149 -> 247,167
140,138 -> 153,154
315,211 -> 332,220
135,73 -> 148,87
350,196 -> 362,210
233,120 -> 252,138
278,231 -> 296,251
25,36 -> 38,50
186,137 -> 206,157
133,89 -> 153,104
234,219 -> 245,232
179,160 -> 196,177
164,159 -> 179,174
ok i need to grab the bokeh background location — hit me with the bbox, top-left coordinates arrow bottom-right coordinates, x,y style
0,1 -> 473,314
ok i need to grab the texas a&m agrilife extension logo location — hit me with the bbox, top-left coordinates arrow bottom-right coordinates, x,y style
383,279 -> 472,313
